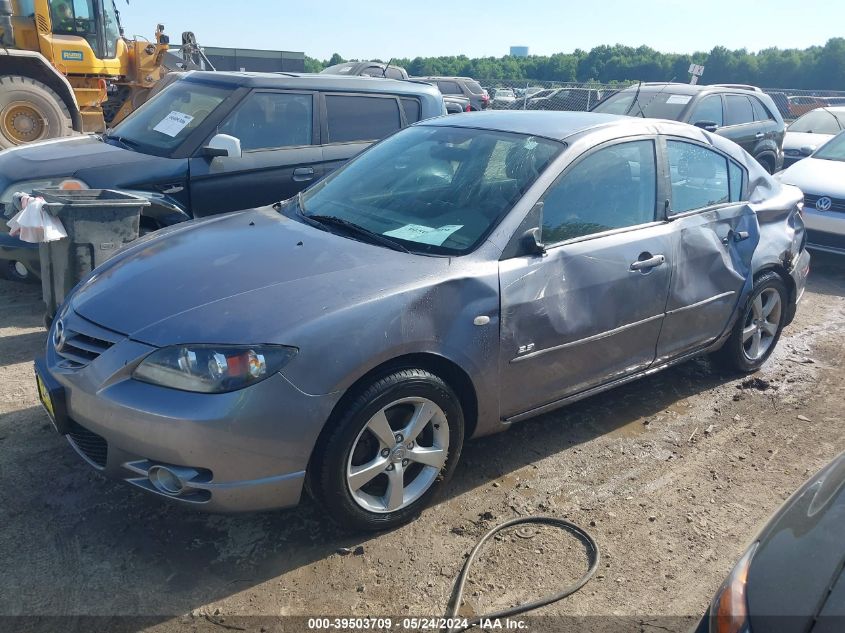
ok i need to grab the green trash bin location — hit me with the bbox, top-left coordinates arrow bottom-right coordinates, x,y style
36,189 -> 150,321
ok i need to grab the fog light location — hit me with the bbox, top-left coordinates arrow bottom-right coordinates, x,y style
148,465 -> 199,496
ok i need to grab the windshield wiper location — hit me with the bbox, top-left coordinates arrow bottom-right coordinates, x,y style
104,133 -> 140,150
306,214 -> 411,253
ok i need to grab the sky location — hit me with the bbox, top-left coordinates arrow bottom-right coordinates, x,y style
119,0 -> 841,61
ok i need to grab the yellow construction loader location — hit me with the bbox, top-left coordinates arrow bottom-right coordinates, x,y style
0,0 -> 187,148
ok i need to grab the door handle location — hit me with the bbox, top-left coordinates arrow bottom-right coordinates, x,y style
292,167 -> 315,182
755,132 -> 765,139
722,230 -> 750,245
630,254 -> 665,271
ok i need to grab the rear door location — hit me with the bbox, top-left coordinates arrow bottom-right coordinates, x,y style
319,93 -> 406,176
655,138 -> 760,361
498,138 -> 673,419
188,90 -> 321,216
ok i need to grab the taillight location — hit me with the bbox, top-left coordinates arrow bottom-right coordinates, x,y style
465,104 -> 472,112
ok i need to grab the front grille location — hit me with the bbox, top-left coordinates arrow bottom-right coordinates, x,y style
54,313 -> 123,370
67,419 -> 108,468
804,194 -> 845,214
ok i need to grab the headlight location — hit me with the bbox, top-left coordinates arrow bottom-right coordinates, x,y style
133,344 -> 297,393
709,542 -> 758,633
1,178 -> 89,204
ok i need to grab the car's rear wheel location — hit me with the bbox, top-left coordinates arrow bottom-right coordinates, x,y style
714,271 -> 787,372
309,369 -> 464,531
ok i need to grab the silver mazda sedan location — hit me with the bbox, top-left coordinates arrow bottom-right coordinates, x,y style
35,111 -> 810,531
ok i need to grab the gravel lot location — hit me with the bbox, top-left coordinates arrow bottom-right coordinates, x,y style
1,253 -> 843,633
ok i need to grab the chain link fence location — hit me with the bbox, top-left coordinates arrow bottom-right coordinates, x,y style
478,80 -> 845,121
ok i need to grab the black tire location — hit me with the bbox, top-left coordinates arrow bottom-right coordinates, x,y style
713,271 -> 788,373
309,369 -> 464,532
756,154 -> 776,174
0,75 -> 75,148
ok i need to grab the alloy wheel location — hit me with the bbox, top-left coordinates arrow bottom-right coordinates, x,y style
346,396 -> 449,513
742,287 -> 782,361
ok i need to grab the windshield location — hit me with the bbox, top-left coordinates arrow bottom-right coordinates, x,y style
592,89 -> 691,120
108,81 -> 233,156
813,131 -> 845,162
789,109 -> 843,135
299,125 -> 562,255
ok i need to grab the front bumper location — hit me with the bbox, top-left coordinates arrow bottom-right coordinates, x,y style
803,208 -> 845,255
39,310 -> 340,512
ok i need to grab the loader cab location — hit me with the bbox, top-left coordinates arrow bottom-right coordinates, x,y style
47,0 -> 122,60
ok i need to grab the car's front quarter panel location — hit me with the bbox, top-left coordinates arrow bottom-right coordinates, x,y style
277,257 -> 503,438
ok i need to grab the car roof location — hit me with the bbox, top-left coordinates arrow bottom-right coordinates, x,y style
182,70 -> 435,96
620,82 -> 763,96
419,110 -> 647,140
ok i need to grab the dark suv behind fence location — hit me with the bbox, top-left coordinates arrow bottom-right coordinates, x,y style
592,83 -> 785,173
417,76 -> 490,110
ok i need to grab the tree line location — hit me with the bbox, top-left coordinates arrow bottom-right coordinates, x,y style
305,39 -> 845,90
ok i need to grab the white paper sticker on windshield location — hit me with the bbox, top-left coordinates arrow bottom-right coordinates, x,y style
384,224 -> 463,246
153,111 -> 195,137
666,94 -> 692,105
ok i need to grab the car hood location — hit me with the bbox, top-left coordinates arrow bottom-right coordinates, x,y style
783,131 -> 834,152
778,157 -> 845,198
0,135 -> 158,186
746,452 -> 845,633
70,206 -> 449,346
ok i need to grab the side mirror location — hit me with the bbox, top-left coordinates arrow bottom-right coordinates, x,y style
202,133 -> 242,159
693,120 -> 719,133
520,227 -> 546,256
800,145 -> 816,156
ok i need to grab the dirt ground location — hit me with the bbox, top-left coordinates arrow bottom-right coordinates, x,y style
1,253 -> 843,633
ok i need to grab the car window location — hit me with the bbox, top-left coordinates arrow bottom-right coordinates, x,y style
689,95 -> 723,126
300,126 -> 562,255
466,80 -> 484,95
667,141 -> 732,213
437,81 -> 463,95
724,95 -> 754,126
219,92 -> 313,151
788,109 -> 843,135
361,66 -> 385,77
592,90 -> 691,120
728,161 -> 744,202
751,98 -> 773,122
325,95 -> 402,143
541,140 -> 657,243
400,98 -> 421,123
386,68 -> 405,80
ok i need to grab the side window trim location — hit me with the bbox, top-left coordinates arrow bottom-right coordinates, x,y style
318,92 -> 406,146
215,89 -> 319,152
660,136 -> 748,218
539,135 -> 665,249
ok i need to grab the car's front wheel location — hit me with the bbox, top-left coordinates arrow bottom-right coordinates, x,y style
309,369 -> 464,531
714,271 -> 788,372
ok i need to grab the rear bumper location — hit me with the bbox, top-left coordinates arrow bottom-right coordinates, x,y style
787,248 -> 811,324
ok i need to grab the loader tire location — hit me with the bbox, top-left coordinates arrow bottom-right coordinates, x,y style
0,75 -> 75,148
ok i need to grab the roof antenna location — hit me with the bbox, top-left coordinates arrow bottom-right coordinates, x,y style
382,58 -> 394,78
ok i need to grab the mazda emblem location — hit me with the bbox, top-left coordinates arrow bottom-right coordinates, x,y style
53,319 -> 66,352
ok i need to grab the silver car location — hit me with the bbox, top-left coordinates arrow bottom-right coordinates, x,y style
782,106 -> 845,168
776,129 -> 845,255
35,112 -> 810,531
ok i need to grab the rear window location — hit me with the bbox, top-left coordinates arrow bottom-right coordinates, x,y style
751,97 -> 774,122
725,95 -> 754,126
400,98 -> 421,123
466,80 -> 484,95
436,81 -> 463,95
325,95 -> 402,143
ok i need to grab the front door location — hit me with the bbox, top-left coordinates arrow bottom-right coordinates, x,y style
188,90 -> 322,216
656,138 -> 760,361
499,138 -> 672,419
